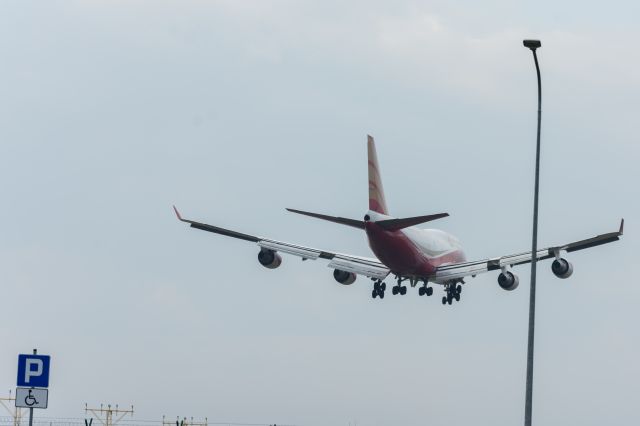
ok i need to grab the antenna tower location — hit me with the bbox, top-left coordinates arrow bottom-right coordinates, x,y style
162,415 -> 208,426
0,390 -> 24,426
85,403 -> 134,426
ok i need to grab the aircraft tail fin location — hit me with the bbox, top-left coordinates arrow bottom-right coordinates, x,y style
368,135 -> 389,215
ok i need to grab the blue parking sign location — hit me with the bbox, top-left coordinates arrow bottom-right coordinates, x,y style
17,355 -> 50,388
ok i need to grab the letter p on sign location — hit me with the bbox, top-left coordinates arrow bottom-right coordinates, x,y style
25,359 -> 43,383
17,355 -> 51,388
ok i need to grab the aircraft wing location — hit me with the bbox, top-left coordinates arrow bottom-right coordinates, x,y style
173,206 -> 390,280
433,219 -> 624,282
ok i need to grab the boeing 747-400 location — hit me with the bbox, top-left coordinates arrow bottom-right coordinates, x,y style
174,136 -> 623,305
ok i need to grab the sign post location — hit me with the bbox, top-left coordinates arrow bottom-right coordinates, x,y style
16,349 -> 50,426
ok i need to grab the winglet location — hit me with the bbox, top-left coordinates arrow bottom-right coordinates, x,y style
619,218 -> 624,236
173,205 -> 187,222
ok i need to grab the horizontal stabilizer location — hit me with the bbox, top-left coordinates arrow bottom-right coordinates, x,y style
287,208 -> 448,231
376,213 -> 449,231
286,208 -> 365,229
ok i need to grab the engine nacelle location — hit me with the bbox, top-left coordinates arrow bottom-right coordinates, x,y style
498,271 -> 519,291
258,249 -> 282,269
333,269 -> 357,285
551,258 -> 573,279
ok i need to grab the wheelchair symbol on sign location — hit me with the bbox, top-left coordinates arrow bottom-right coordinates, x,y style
24,389 -> 38,407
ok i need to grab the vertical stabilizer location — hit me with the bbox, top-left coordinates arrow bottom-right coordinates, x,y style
367,135 -> 389,215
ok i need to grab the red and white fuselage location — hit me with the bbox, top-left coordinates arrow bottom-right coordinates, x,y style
364,210 -> 466,280
365,135 -> 466,281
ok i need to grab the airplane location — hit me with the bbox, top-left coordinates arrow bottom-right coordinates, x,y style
174,135 -> 623,305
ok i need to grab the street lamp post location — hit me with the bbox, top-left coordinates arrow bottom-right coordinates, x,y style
523,39 -> 542,426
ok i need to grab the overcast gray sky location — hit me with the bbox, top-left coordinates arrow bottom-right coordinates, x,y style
0,1 -> 638,425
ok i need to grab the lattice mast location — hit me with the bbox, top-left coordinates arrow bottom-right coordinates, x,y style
85,403 -> 134,426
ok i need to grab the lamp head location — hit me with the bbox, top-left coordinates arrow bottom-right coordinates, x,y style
523,39 -> 541,50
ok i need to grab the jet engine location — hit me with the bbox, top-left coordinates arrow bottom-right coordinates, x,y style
498,271 -> 519,291
258,249 -> 282,269
333,269 -> 357,285
551,258 -> 573,279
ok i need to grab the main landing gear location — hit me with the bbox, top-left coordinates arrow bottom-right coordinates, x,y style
371,279 -> 386,299
441,282 -> 462,305
392,276 -> 407,295
371,276 -> 435,300
418,284 -> 434,297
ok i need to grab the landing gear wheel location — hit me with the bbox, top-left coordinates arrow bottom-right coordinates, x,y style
373,280 -> 387,300
392,286 -> 399,295
442,296 -> 447,305
400,286 -> 407,295
418,287 -> 425,296
456,284 -> 462,294
454,292 -> 460,302
426,287 -> 434,297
